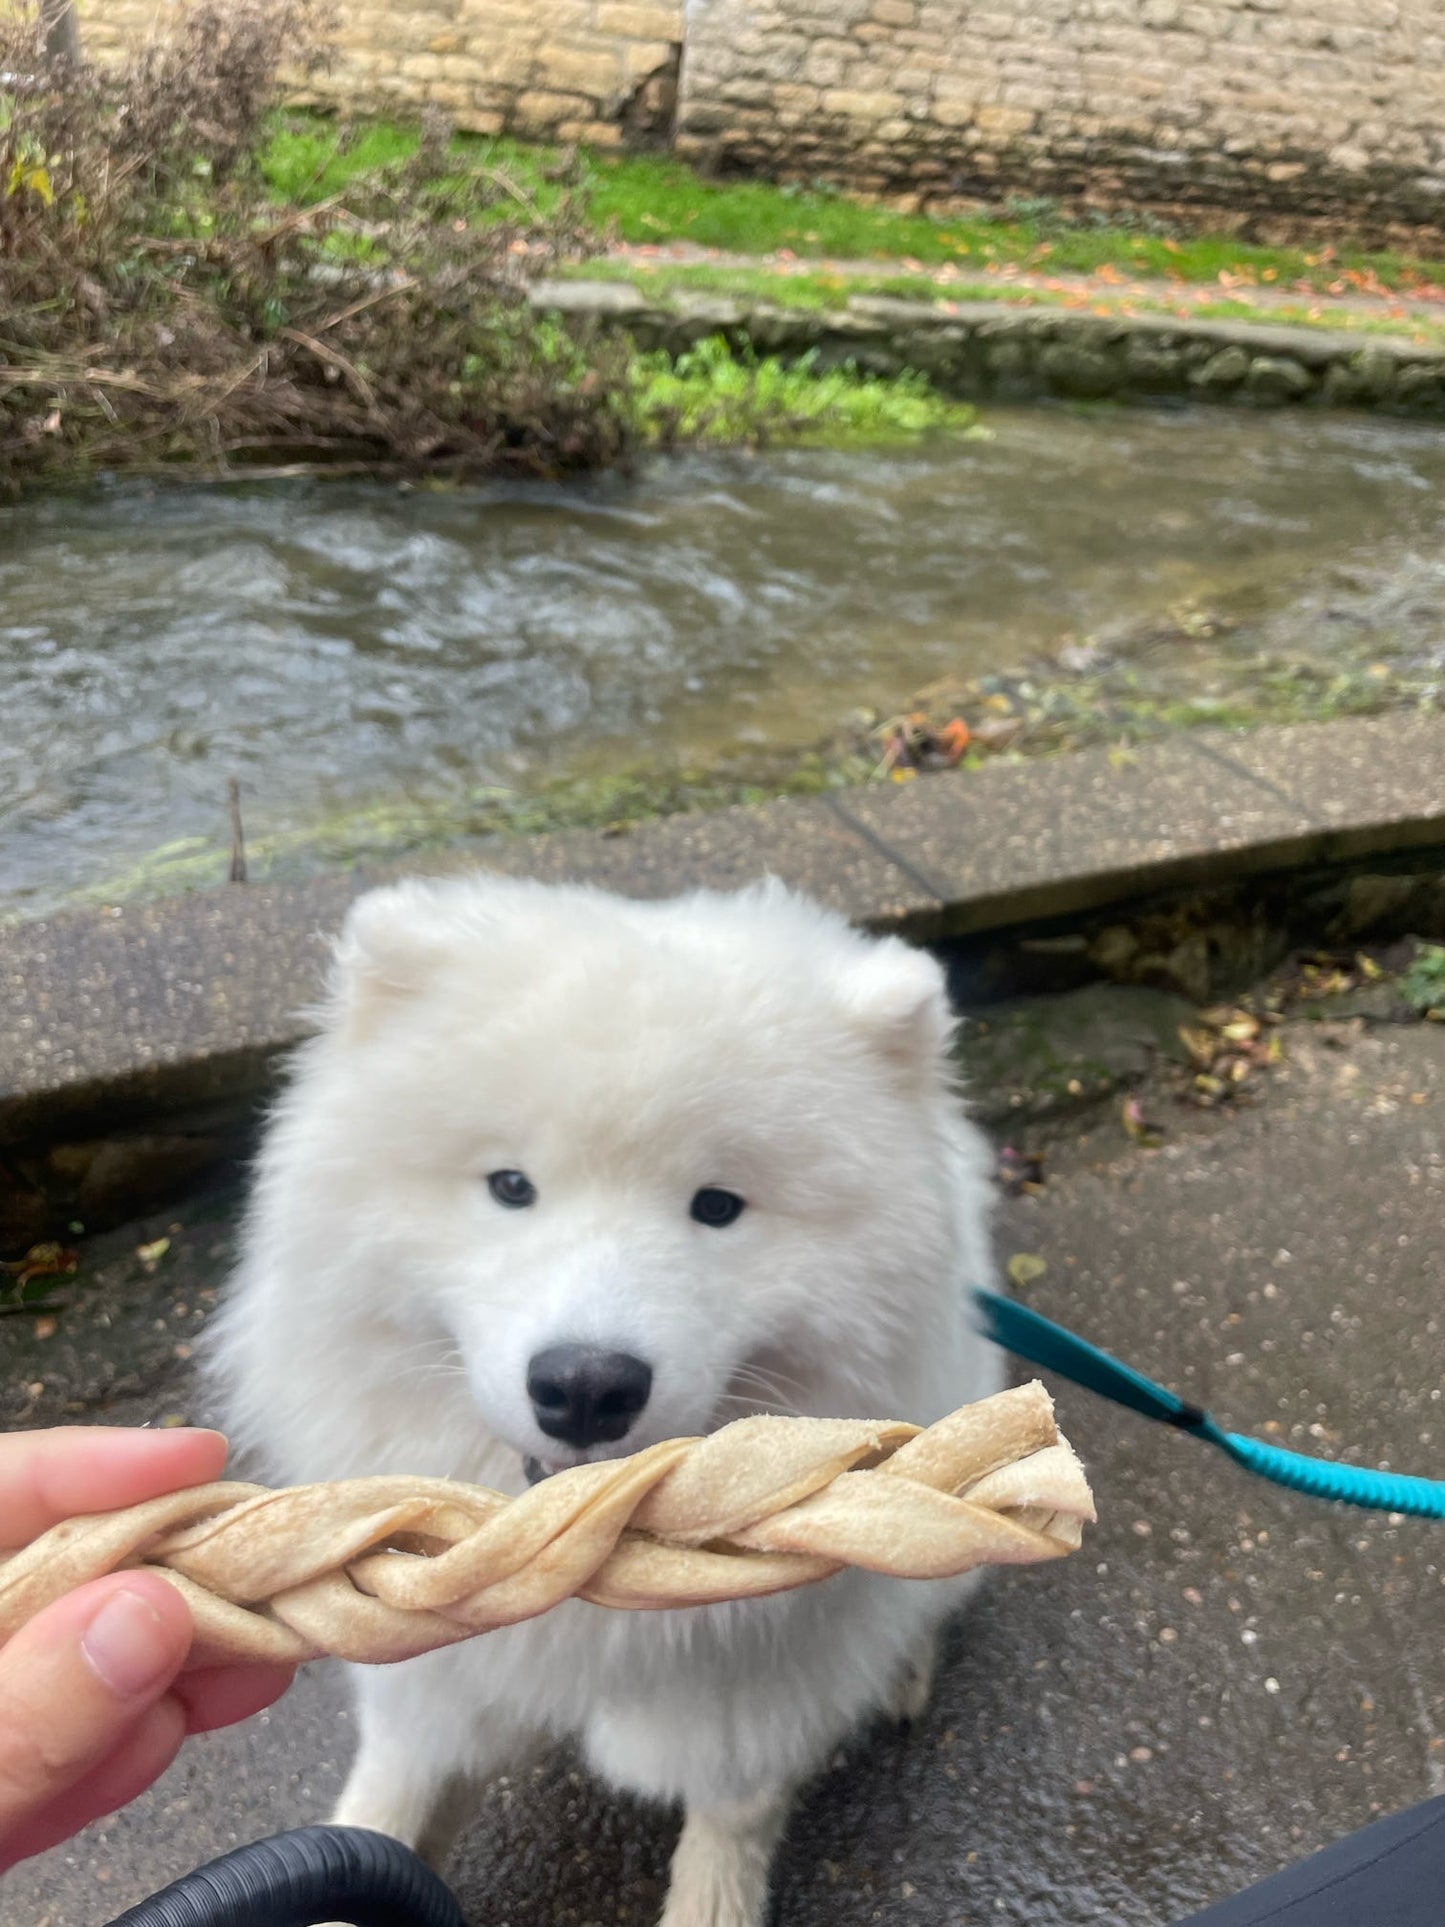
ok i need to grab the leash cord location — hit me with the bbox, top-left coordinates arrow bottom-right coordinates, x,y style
973,1288 -> 1445,1521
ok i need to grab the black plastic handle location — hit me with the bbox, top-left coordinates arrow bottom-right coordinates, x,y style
103,1825 -> 467,1927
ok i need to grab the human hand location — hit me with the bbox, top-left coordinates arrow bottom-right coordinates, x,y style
0,1426 -> 295,1872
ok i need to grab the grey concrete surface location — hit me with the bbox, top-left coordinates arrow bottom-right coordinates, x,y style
4,1006 -> 1441,1927
7,715 -> 1445,1162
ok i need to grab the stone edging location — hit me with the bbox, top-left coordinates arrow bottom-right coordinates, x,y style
532,280 -> 1445,414
4,713 -> 1445,1175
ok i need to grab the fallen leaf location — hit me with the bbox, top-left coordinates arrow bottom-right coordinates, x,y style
936,717 -> 971,762
3,1243 -> 79,1287
1007,1252 -> 1048,1288
1179,1025 -> 1218,1068
1122,1094 -> 1165,1145
996,1145 -> 1046,1196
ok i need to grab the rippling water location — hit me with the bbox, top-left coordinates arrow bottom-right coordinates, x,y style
4,407 -> 1445,917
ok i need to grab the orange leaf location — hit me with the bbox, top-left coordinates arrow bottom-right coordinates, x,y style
937,719 -> 971,763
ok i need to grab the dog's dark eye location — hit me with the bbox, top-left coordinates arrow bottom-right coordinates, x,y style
487,1169 -> 537,1209
690,1187 -> 745,1229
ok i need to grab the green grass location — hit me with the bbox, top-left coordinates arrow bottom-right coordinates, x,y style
257,112 -> 1445,294
258,116 -> 424,200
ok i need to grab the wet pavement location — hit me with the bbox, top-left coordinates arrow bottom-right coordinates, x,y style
4,1011 -> 1442,1927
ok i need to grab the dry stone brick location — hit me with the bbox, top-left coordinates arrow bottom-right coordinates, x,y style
77,0 -> 1445,234
822,87 -> 904,117
594,3 -> 682,39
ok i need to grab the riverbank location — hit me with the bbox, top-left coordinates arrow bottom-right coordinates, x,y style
9,405 -> 1445,924
537,278 -> 1445,414
9,54 -> 1445,496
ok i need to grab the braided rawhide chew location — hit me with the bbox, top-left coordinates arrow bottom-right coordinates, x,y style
0,1382 -> 1093,1669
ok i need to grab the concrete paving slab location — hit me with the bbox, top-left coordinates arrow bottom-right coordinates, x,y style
1195,713 -> 1445,865
0,876 -> 358,1144
4,1012 -> 1440,1927
829,730 -> 1326,936
6,718 -> 1445,1147
8,716 -> 1445,1247
0,797 -> 928,1149
443,791 -> 938,927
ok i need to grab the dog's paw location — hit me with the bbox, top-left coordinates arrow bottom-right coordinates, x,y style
327,1796 -> 420,1846
659,1793 -> 786,1927
658,1880 -> 766,1927
884,1633 -> 938,1726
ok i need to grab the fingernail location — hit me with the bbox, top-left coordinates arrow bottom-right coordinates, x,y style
81,1588 -> 176,1698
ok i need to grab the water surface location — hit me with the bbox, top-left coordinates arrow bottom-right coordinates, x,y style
4,408 -> 1445,917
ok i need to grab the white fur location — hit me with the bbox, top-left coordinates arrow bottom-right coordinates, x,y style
210,876 -> 1001,1926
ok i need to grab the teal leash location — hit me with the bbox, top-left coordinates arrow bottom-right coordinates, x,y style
973,1287 -> 1445,1521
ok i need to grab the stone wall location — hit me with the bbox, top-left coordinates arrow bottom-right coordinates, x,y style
676,0 -> 1445,237
75,0 -> 684,144
538,279 -> 1445,414
73,0 -> 1445,235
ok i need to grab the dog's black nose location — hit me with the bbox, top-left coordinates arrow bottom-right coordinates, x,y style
526,1345 -> 653,1449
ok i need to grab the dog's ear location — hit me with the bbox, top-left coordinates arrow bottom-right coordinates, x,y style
838,938 -> 955,1070
327,881 -> 460,1041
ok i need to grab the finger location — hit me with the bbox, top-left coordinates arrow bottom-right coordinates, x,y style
0,1427 -> 228,1550
0,1570 -> 191,1852
0,1695 -> 186,1872
173,1662 -> 297,1734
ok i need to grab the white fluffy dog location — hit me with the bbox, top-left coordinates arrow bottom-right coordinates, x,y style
213,876 -> 1001,1927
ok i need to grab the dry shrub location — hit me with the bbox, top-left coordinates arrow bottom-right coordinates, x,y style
0,0 -> 632,490
1,0 -> 330,263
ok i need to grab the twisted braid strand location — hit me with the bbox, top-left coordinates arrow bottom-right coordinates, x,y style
0,1382 -> 1093,1668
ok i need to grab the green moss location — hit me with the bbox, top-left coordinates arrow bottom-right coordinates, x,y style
53,761 -> 851,918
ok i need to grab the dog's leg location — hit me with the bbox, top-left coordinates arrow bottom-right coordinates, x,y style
331,1742 -> 472,1863
330,1663 -> 543,1868
658,1787 -> 791,1927
883,1623 -> 940,1726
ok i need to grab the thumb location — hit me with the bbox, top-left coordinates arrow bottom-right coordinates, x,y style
0,1570 -> 191,1857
